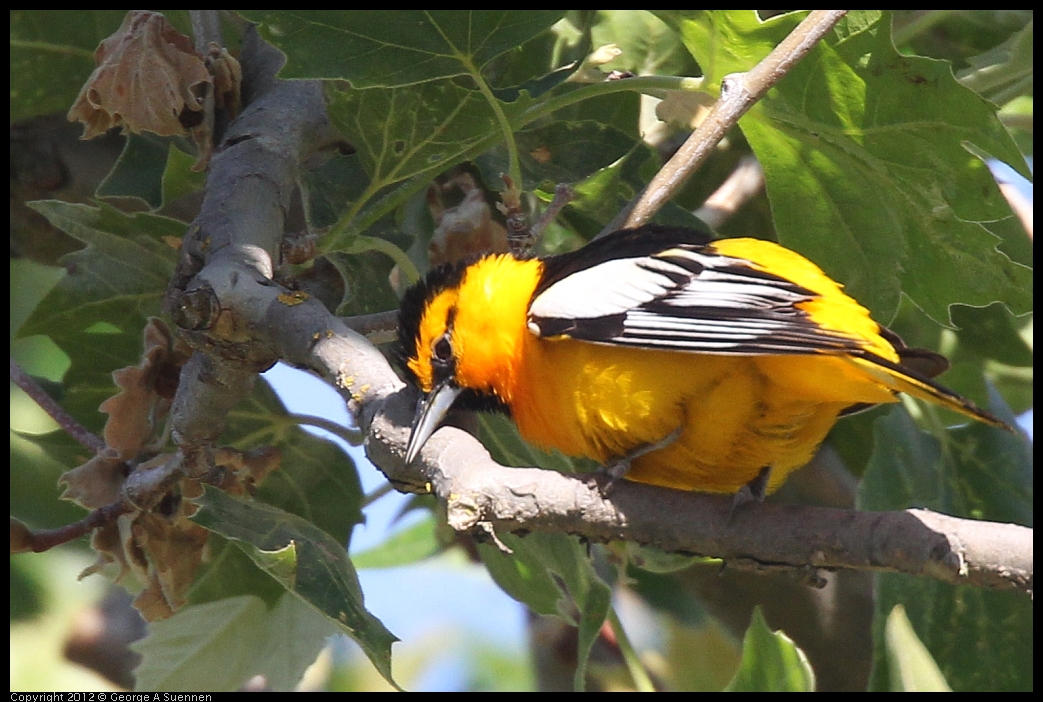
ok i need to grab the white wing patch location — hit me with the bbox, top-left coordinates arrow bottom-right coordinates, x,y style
527,246 -> 863,355
527,256 -> 680,320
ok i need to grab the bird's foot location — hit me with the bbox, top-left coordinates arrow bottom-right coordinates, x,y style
600,427 -> 683,495
729,466 -> 771,521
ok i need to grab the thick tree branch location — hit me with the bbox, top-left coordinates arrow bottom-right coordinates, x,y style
364,389 -> 1032,596
160,25 -> 395,494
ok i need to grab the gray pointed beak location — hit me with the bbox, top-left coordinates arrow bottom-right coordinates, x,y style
405,380 -> 463,463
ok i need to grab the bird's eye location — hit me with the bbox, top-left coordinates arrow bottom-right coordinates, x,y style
433,334 -> 452,362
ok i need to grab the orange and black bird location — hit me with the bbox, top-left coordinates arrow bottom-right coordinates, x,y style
397,225 -> 1009,495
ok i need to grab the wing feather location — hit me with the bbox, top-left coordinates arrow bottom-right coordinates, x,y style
528,239 -> 866,356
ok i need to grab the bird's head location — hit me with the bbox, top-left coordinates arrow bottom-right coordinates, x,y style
396,254 -> 541,462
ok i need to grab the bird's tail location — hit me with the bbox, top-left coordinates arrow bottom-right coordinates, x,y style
850,351 -> 1012,431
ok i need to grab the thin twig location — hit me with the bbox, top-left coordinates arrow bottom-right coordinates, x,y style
188,10 -> 223,55
693,154 -> 765,229
532,183 -> 575,243
10,358 -> 106,455
362,482 -> 395,508
288,413 -> 364,445
341,310 -> 400,345
12,501 -> 134,553
622,10 -> 848,229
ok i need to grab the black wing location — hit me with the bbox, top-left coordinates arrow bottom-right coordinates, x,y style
528,225 -> 865,356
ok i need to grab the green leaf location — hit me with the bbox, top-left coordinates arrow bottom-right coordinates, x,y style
97,133 -> 171,208
18,202 -> 181,428
860,401 -> 1031,525
325,250 -> 401,317
956,19 -> 1034,104
350,515 -> 442,569
478,530 -> 612,691
860,408 -> 1033,691
668,11 -> 1032,323
883,605 -> 951,691
981,212 -> 1033,269
868,576 -> 1032,691
131,593 -> 337,692
477,413 -> 582,475
591,10 -> 697,78
325,80 -> 500,201
186,536 -> 289,608
475,412 -> 617,688
242,10 -> 565,86
20,202 -> 181,335
192,486 -> 400,689
300,150 -> 373,230
476,120 -> 636,194
724,607 -> 816,691
247,384 -> 365,546
950,302 -> 1034,367
322,77 -> 531,250
659,10 -> 804,89
9,10 -> 127,122
162,143 -> 207,211
10,429 -> 91,533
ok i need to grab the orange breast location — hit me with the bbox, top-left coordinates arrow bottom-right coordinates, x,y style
509,337 -> 894,493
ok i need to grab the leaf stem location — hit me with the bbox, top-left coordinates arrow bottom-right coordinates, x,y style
607,607 -> 656,692
347,235 -> 421,285
465,56 -> 524,191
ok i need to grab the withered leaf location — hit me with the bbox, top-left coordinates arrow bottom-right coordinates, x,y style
98,318 -> 190,460
67,11 -> 212,140
205,42 -> 242,120
59,451 -> 126,510
427,172 -> 508,265
131,507 -> 209,619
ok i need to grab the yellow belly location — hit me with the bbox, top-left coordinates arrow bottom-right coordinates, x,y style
510,337 -> 897,493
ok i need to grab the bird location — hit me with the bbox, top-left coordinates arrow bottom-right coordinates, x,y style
396,224 -> 1009,496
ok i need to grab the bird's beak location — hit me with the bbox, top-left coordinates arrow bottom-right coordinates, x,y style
405,380 -> 462,463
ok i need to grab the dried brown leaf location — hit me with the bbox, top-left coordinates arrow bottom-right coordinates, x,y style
133,573 -> 177,621
56,310 -> 286,621
213,446 -> 282,496
80,522 -> 131,582
100,366 -> 154,460
98,318 -> 191,460
205,42 -> 242,120
427,172 -> 508,265
67,11 -> 212,140
59,451 -> 126,510
132,509 -> 208,620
